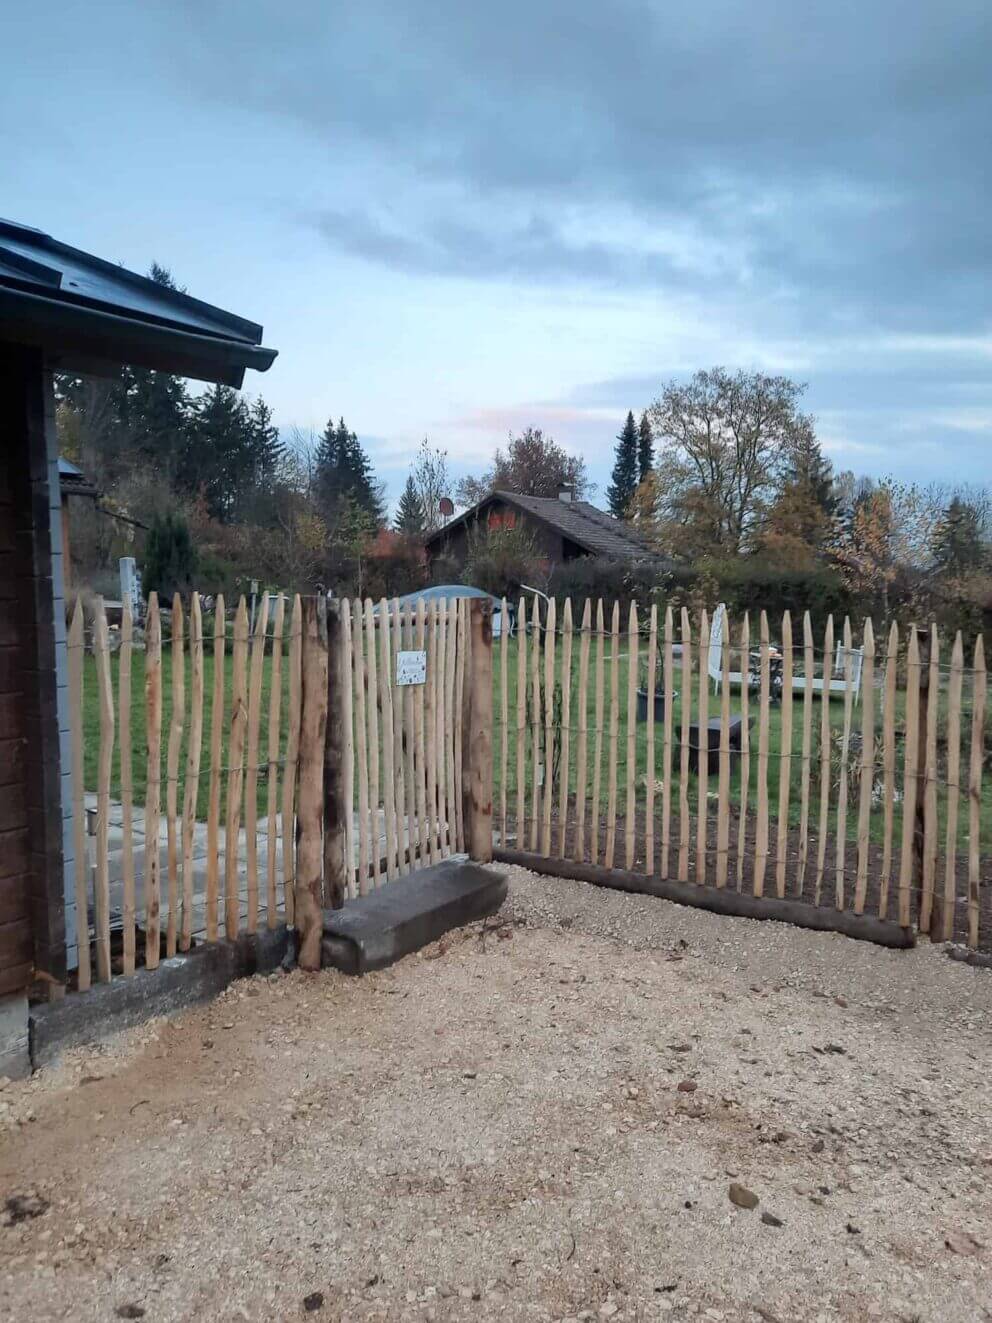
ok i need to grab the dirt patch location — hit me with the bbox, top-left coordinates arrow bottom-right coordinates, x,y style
2,868 -> 992,1322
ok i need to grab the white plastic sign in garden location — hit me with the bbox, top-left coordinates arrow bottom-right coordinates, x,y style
396,650 -> 427,686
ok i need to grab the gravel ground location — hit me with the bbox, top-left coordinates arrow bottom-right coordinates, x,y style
2,864 -> 992,1323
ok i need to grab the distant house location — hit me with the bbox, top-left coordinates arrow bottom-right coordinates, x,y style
424,487 -> 669,572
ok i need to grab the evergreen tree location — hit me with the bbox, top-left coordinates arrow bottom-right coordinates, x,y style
314,416 -> 385,527
933,497 -> 987,576
247,396 -> 283,486
637,410 -> 654,481
142,512 -> 197,599
395,474 -> 427,536
178,384 -> 252,521
607,411 -> 639,519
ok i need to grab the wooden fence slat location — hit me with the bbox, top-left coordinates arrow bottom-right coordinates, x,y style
282,595 -> 302,922
444,598 -> 458,855
558,598 -> 573,858
605,601 -> 620,870
591,600 -> 605,866
454,598 -> 467,853
244,591 -> 269,934
897,626 -> 920,928
68,601 -> 90,990
662,606 -> 674,880
854,618 -> 875,915
574,599 -> 591,862
93,599 -> 114,982
797,612 -> 814,893
625,602 -> 638,871
181,593 -> 204,950
144,595 -> 163,969
678,608 -> 692,883
879,620 -> 898,918
541,597 -> 557,856
754,611 -> 770,898
266,594 -> 286,922
352,600 -> 371,887
921,625 -> 940,934
515,596 -> 526,851
696,609 -> 709,885
775,611 -> 793,898
391,598 -> 407,869
165,595 -> 185,957
645,604 -> 658,873
340,600 -> 356,895
378,598 -> 398,880
735,614 -> 750,890
436,599 -> 448,856
834,617 -> 855,910
814,615 -> 835,906
414,600 -> 429,866
941,631 -> 964,940
401,602 -> 416,872
365,599 -> 382,883
206,595 -> 225,941
968,637 -> 986,948
716,607 -> 731,889
224,597 -> 248,940
500,596 -> 509,846
295,596 -> 328,969
424,600 -> 439,864
118,607 -> 135,975
530,596 -> 542,852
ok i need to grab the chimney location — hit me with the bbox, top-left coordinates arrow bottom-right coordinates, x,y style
558,485 -> 573,503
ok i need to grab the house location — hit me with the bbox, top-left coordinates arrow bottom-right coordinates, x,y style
424,487 -> 666,572
0,217 -> 275,1075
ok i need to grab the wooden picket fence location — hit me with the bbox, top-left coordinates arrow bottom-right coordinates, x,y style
334,595 -> 476,890
66,589 -> 322,988
491,598 -> 990,950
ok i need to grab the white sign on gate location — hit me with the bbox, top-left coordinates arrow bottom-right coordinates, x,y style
396,650 -> 427,685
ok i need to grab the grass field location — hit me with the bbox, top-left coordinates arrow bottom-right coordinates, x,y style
81,625 -> 990,857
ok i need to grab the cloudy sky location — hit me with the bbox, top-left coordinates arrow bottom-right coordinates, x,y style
5,1 -> 990,502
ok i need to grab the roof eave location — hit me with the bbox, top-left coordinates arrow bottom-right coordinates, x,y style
0,284 -> 277,387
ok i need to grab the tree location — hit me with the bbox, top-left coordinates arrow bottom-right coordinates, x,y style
607,411 -> 639,518
456,427 -> 588,505
637,410 -> 654,482
394,475 -> 427,536
758,430 -> 836,567
177,384 -> 256,521
142,512 -> 197,599
463,520 -> 544,599
411,437 -> 450,532
314,416 -> 385,528
933,497 -> 988,577
648,368 -> 816,556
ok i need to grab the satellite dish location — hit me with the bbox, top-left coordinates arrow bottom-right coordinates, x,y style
439,496 -> 454,519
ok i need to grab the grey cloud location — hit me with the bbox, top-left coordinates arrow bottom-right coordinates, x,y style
168,0 -> 990,331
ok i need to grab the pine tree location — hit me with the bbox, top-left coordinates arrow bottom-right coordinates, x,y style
395,474 -> 427,536
314,416 -> 385,527
637,410 -> 654,481
607,411 -> 639,519
933,497 -> 987,576
247,396 -> 283,485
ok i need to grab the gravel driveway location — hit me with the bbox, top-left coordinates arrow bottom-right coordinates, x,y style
2,864 -> 992,1323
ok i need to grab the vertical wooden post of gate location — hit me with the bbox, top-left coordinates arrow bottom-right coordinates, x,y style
296,594 -> 328,970
323,600 -> 348,910
465,597 -> 494,863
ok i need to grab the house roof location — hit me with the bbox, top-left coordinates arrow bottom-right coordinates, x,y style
0,219 -> 276,387
58,455 -> 98,499
426,490 -> 667,563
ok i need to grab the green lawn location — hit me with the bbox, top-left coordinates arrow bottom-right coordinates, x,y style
489,632 -> 991,853
80,626 -> 990,860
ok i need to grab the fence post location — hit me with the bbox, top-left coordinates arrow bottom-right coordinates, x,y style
296,595 -> 328,969
465,598 -> 494,863
323,600 -> 348,910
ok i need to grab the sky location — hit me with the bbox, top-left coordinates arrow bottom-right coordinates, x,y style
4,1 -> 991,506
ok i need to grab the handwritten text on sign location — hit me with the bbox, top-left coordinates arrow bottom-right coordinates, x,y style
396,650 -> 427,686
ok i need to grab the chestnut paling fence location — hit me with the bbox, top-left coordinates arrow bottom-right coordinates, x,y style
67,591 -> 479,987
490,598 -> 990,950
